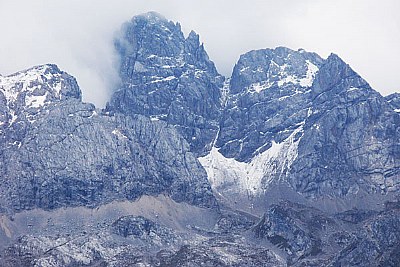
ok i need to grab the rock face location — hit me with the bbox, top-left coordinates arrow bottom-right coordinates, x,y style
107,12 -> 223,156
288,54 -> 400,199
386,92 -> 400,110
218,47 -> 324,161
253,200 -> 400,266
3,198 -> 400,266
200,48 -> 400,213
254,201 -> 336,265
0,64 -> 217,213
0,64 -> 81,129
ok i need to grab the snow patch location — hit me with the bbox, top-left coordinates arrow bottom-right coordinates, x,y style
10,141 -> 22,148
10,112 -> 18,125
240,66 -> 249,73
199,125 -> 304,197
278,95 -> 291,101
25,93 -> 48,108
246,60 -> 318,94
277,60 -> 318,87
299,60 -> 319,87
150,76 -> 176,84
277,74 -> 297,87
150,114 -> 167,121
0,64 -> 65,123
112,129 -> 128,139
347,87 -> 360,92
249,81 -> 274,93
88,110 -> 98,119
195,70 -> 205,78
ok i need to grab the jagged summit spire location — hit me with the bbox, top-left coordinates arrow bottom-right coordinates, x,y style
135,11 -> 168,23
109,12 -> 223,156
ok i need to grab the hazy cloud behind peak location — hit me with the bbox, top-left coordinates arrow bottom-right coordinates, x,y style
0,0 -> 399,107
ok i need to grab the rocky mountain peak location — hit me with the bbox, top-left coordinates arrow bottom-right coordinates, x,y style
136,11 -> 168,23
0,64 -> 81,102
312,53 -> 368,96
116,12 -> 184,63
108,13 -> 223,156
186,30 -> 199,43
230,47 -> 324,95
214,47 -> 324,163
0,64 -> 81,128
311,53 -> 380,114
385,92 -> 400,111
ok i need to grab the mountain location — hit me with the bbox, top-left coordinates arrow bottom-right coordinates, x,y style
106,13 -> 399,214
201,49 -> 400,214
107,12 -> 223,156
0,11 -> 399,267
0,63 -> 217,213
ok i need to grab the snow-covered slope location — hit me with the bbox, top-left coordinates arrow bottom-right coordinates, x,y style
199,123 -> 304,198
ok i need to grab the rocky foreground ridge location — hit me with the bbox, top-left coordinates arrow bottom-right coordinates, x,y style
0,12 -> 399,267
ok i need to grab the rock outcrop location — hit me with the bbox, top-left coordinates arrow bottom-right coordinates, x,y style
107,12 -> 223,156
0,64 -> 217,213
200,48 -> 400,213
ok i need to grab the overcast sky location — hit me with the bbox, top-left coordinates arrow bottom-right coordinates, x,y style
0,0 -> 399,107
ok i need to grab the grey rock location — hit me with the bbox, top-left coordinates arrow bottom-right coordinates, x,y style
253,200 -> 400,266
111,215 -> 176,242
0,64 -> 217,213
207,46 -> 400,212
218,47 -> 324,161
253,201 -> 335,264
385,92 -> 400,110
0,213 -> 284,267
289,54 -> 400,198
335,208 -> 378,224
107,12 -> 224,156
330,206 -> 400,267
214,210 -> 258,233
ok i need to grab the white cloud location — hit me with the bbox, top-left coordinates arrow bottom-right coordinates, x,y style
0,0 -> 399,107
